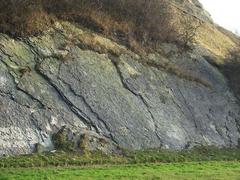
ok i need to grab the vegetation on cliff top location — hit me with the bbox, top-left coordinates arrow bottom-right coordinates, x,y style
0,0 -> 204,51
0,0 -> 238,59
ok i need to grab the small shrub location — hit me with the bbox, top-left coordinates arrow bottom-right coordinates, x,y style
51,127 -> 75,151
34,143 -> 46,154
79,134 -> 90,156
175,15 -> 203,49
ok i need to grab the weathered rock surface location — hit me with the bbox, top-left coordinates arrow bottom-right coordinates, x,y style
0,0 -> 240,156
173,0 -> 213,22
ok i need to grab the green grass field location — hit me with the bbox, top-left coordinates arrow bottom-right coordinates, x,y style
0,147 -> 240,179
1,162 -> 240,180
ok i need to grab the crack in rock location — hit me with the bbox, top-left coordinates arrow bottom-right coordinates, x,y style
109,55 -> 163,144
175,84 -> 199,130
0,59 -> 44,109
224,122 -> 233,147
16,85 -> 45,109
21,40 -> 112,140
34,63 -> 99,133
57,71 -> 118,144
16,40 -> 100,133
153,73 -> 191,139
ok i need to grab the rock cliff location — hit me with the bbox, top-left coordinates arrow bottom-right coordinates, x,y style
0,0 -> 240,156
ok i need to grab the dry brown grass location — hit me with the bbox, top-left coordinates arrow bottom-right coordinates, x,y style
0,0 -> 54,37
0,0 -> 237,63
0,0 -> 176,48
42,0 -> 176,53
195,23 -> 236,61
168,6 -> 239,62
60,21 -> 129,56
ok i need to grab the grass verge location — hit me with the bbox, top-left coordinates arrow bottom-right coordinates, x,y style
0,147 -> 239,168
0,162 -> 240,180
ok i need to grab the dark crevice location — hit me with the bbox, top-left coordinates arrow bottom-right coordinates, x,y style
206,114 -> 226,145
153,71 -> 191,137
16,86 -> 45,109
23,39 -> 44,59
22,42 -> 100,133
168,86 -> 195,136
23,41 -> 108,138
0,56 -> 45,109
0,45 -> 14,59
34,63 -> 99,133
56,69 -> 118,144
30,114 -> 45,143
0,91 -> 32,109
109,55 -> 163,144
175,84 -> 198,129
234,115 -> 240,135
169,95 -> 192,138
224,122 -> 233,147
174,84 -> 208,144
155,71 -> 193,142
1,57 -> 45,109
0,90 -> 11,98
218,49 -> 240,103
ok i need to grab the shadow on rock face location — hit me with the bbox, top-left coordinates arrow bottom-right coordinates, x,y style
220,49 -> 240,101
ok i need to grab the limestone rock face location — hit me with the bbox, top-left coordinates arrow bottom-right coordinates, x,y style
0,0 -> 239,156
173,0 -> 212,22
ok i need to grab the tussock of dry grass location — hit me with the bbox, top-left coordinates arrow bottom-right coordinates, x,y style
60,21 -> 129,56
0,0 -> 54,37
196,23 -> 236,61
